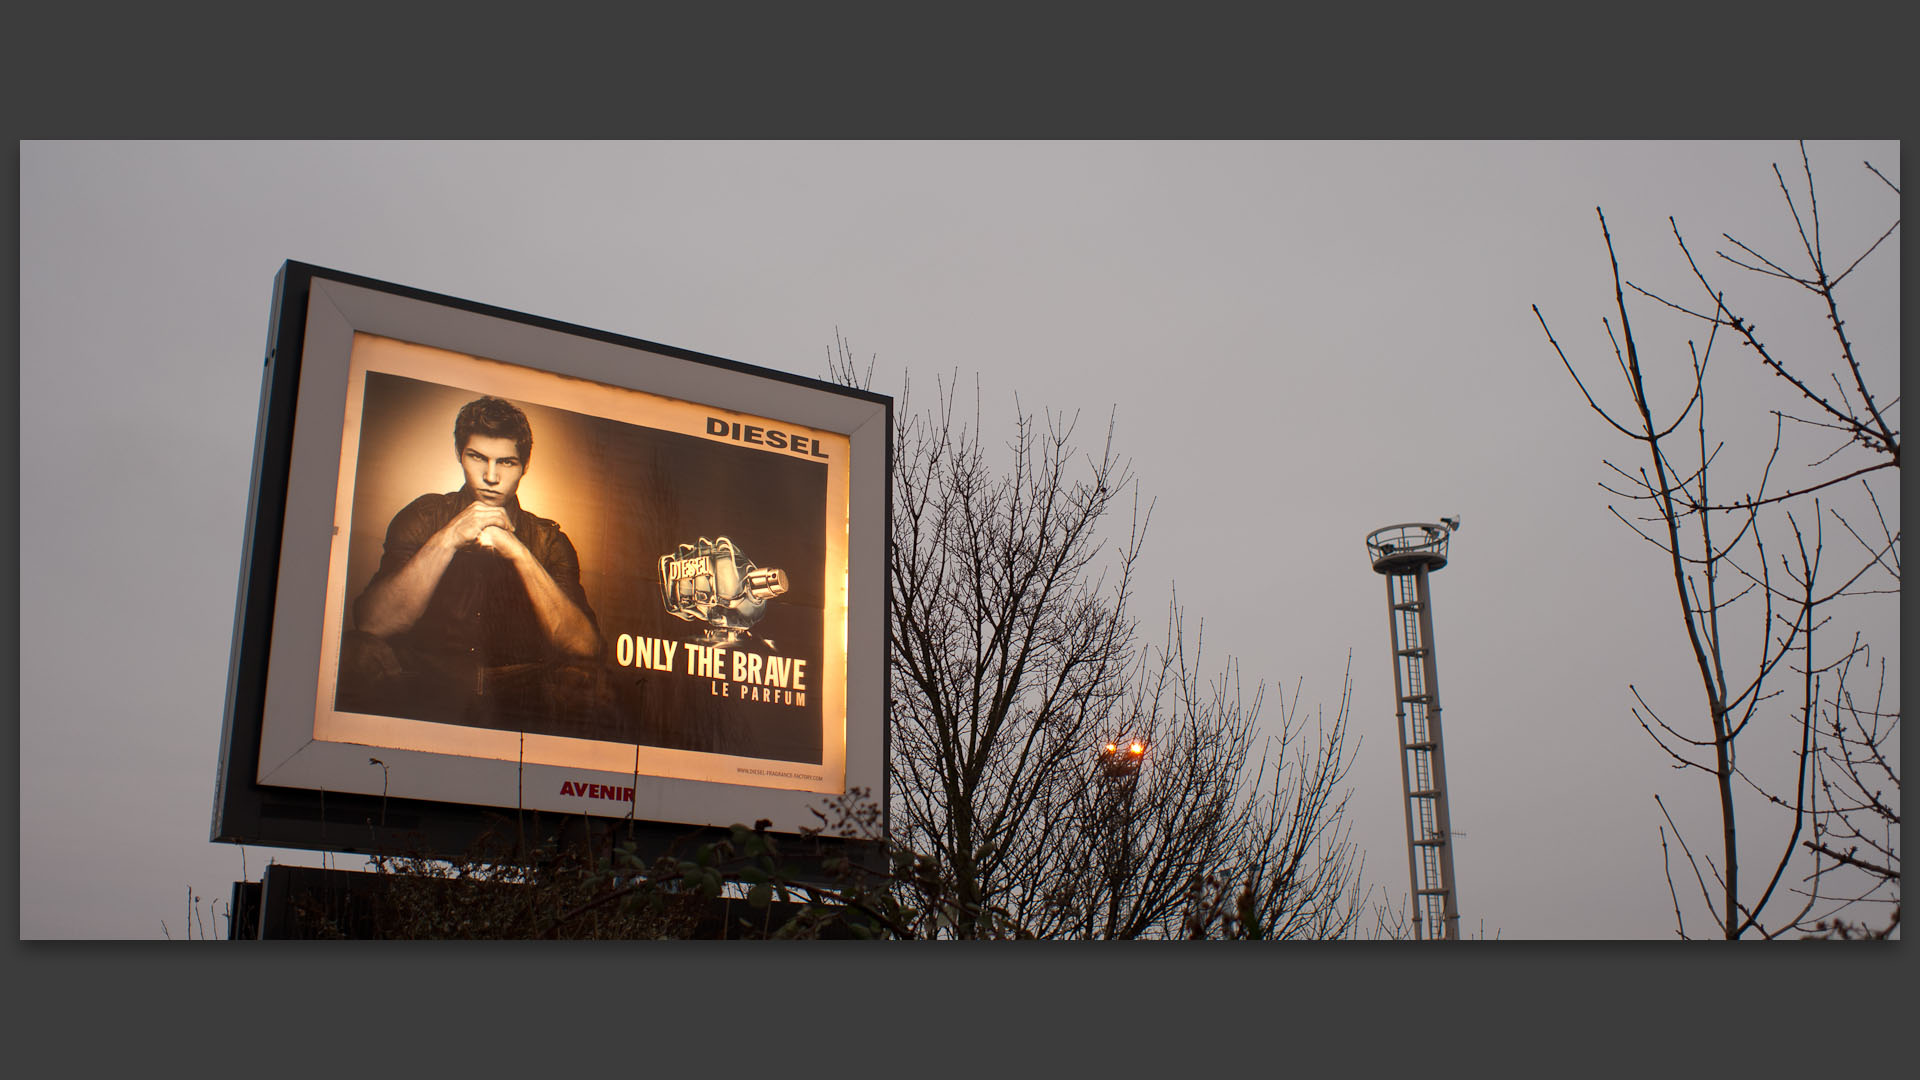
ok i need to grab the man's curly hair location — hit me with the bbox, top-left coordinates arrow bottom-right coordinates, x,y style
453,396 -> 533,463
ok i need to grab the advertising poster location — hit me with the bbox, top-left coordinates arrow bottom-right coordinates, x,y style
311,333 -> 851,794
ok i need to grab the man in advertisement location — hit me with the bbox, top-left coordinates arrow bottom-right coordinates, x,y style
337,395 -> 605,731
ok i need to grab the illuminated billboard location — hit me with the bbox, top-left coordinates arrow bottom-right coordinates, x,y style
213,264 -> 889,858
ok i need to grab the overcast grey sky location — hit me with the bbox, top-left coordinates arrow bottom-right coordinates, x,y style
18,140 -> 1898,939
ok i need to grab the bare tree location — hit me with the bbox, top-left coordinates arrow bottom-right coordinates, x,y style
826,335 -> 1373,939
1537,144 -> 1899,938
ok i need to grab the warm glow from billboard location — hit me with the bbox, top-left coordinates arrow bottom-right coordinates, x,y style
308,333 -> 853,793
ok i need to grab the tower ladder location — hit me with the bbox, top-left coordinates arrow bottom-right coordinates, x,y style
1386,565 -> 1461,940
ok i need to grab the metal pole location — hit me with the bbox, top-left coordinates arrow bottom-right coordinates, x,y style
1414,565 -> 1461,941
1387,572 -> 1424,940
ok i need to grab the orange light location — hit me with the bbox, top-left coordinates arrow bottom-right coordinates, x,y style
1105,743 -> 1118,754
1129,741 -> 1144,755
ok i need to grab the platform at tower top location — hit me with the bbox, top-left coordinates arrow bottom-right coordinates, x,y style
1365,522 -> 1451,574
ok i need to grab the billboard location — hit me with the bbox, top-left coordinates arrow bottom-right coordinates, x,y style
213,264 -> 890,859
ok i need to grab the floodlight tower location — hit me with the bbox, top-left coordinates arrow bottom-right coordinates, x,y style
1094,738 -> 1146,937
1365,519 -> 1463,941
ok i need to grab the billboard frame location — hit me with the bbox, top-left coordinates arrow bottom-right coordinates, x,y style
212,262 -> 891,871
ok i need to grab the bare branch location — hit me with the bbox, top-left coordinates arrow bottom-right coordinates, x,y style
1656,795 -> 1722,935
1831,217 -> 1899,288
1863,160 -> 1899,195
1534,303 -> 1643,440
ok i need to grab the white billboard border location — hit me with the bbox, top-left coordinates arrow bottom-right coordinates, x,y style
214,263 -> 890,850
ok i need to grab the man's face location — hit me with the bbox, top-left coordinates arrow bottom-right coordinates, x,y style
459,435 -> 526,505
